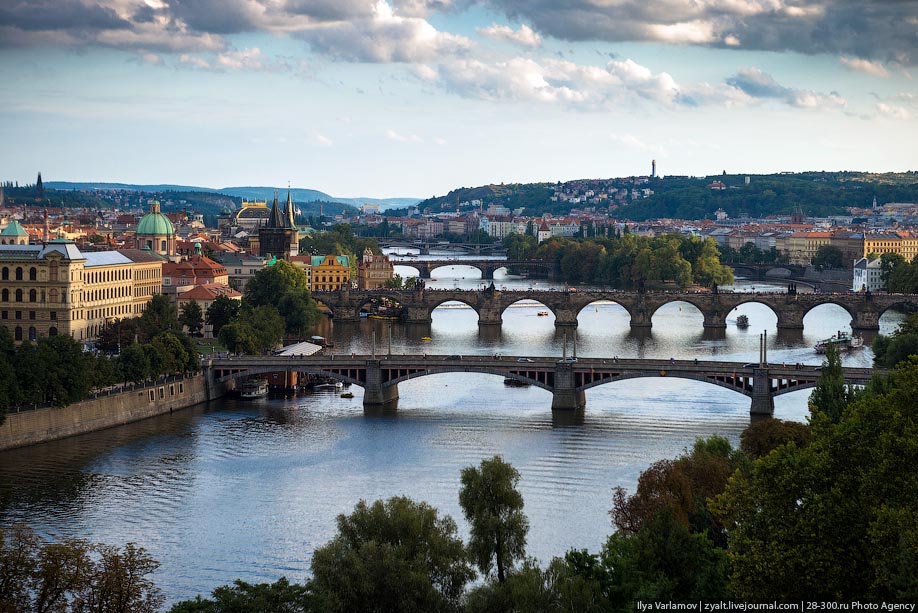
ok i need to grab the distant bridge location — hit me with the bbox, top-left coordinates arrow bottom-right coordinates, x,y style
378,239 -> 507,255
205,354 -> 880,415
314,287 -> 918,331
390,258 -> 554,280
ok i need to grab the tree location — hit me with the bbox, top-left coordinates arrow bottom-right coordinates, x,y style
218,322 -> 258,355
206,295 -> 240,338
168,578 -> 311,613
240,305 -> 285,353
243,262 -> 319,337
712,360 -> 918,601
118,342 -> 149,384
308,496 -> 473,612
808,342 -> 854,423
139,294 -> 180,341
812,245 -> 845,271
150,332 -> 192,375
180,300 -> 204,337
77,543 -> 163,612
872,313 -> 918,368
879,252 -> 905,289
739,418 -> 811,460
459,456 -> 529,583
34,335 -> 92,406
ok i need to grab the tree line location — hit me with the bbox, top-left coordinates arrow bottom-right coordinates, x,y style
504,233 -> 734,288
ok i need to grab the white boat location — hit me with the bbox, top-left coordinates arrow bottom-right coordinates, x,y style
314,381 -> 344,390
240,380 -> 268,399
815,332 -> 863,354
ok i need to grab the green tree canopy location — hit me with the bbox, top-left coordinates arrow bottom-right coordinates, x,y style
459,456 -> 529,583
180,300 -> 204,336
206,295 -> 240,338
308,496 -> 473,612
168,578 -> 311,613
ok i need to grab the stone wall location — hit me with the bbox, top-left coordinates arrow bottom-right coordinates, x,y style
0,375 -> 229,452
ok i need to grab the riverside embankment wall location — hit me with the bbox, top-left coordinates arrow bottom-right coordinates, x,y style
0,375 -> 231,452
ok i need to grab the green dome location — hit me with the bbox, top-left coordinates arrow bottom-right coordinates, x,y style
136,211 -> 175,236
1,220 -> 28,236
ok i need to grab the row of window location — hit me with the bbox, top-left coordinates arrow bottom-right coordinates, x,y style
9,326 -> 58,341
1,310 -> 57,321
1,266 -> 38,281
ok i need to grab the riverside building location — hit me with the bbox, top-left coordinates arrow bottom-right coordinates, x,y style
0,239 -> 162,344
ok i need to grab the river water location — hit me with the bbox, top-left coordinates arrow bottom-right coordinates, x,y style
0,252 -> 903,606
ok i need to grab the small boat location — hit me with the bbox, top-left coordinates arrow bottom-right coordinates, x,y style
369,314 -> 399,321
421,336 -> 432,341
240,380 -> 268,399
537,311 -> 549,316
314,381 -> 344,390
503,378 -> 530,387
815,332 -> 863,354
340,391 -> 355,398
736,314 -> 749,329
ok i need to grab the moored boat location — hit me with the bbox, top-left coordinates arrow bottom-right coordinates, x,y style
240,380 -> 269,399
537,311 -> 549,316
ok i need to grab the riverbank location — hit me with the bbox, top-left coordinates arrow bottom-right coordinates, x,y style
0,374 -> 230,452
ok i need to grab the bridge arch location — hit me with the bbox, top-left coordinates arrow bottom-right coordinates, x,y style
428,295 -> 481,316
727,298 -> 781,325
499,297 -> 556,322
384,369 -> 554,393
573,298 -> 633,320
392,263 -> 421,278
428,262 -> 487,279
878,300 -> 918,321
578,371 -> 753,397
802,301 -> 857,328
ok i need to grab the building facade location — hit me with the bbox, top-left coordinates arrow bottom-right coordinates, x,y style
852,257 -> 884,292
0,240 -> 163,344
258,191 -> 299,260
309,255 -> 350,291
356,248 -> 394,289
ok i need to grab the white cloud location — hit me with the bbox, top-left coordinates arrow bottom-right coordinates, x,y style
477,23 -> 542,48
840,56 -> 889,78
725,67 -> 847,110
875,103 -> 910,120
314,133 -> 334,146
179,54 -> 211,69
385,129 -> 423,143
216,48 -> 266,71
296,0 -> 470,63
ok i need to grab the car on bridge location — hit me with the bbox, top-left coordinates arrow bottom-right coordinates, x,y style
558,357 -> 578,363
446,355 -> 462,360
517,357 -> 534,362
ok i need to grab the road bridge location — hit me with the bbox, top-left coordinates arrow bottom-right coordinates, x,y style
205,354 -> 879,416
314,287 -> 918,332
390,258 -> 554,280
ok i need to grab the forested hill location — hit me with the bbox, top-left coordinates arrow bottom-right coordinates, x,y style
409,172 -> 918,220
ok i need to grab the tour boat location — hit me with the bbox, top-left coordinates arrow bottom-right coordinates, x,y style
240,380 -> 269,399
736,314 -> 749,329
537,311 -> 549,316
814,332 -> 863,354
314,380 -> 344,390
503,378 -> 530,387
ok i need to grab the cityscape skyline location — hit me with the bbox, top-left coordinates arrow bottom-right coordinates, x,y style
1,0 -> 916,198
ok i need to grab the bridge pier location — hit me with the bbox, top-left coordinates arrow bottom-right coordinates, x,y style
554,309 -> 578,328
703,311 -> 727,329
416,263 -> 432,279
478,304 -> 503,327
331,305 -> 361,323
551,363 -> 586,411
363,360 -> 399,409
851,310 -> 881,332
776,311 -> 804,330
629,310 -> 652,329
405,306 -> 433,325
749,369 -> 774,416
481,265 -> 495,280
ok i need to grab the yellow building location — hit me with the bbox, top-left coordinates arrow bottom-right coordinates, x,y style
0,240 -> 163,344
308,255 -> 351,291
863,233 -> 918,262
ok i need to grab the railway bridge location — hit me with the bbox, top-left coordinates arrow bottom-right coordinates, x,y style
205,354 -> 879,416
314,287 -> 918,331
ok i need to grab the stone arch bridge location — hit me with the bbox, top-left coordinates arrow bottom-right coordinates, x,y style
314,288 -> 918,331
392,258 -> 555,280
205,354 -> 879,416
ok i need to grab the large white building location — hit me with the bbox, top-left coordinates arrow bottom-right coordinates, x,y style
852,257 -> 884,292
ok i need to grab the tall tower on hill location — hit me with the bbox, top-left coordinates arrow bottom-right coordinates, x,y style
36,172 -> 44,202
651,160 -> 657,178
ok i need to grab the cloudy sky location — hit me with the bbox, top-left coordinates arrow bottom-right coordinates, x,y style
1,0 -> 915,198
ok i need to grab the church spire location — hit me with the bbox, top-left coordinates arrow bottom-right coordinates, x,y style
285,186 -> 296,229
268,189 -> 285,228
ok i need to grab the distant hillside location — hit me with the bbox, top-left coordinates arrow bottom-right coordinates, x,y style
46,182 -> 420,210
407,172 -> 918,220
